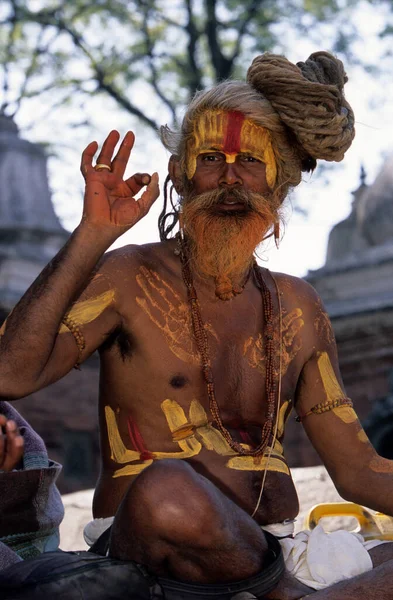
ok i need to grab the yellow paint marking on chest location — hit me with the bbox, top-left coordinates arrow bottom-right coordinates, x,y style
244,309 -> 304,377
187,400 -> 236,455
226,423 -> 289,475
106,397 -> 291,478
59,290 -> 115,333
135,266 -> 219,365
105,401 -> 203,478
112,462 -> 154,478
317,352 -> 345,403
227,454 -> 289,475
105,405 -> 142,464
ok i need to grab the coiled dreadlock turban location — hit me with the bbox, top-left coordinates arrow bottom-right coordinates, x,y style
159,51 -> 355,238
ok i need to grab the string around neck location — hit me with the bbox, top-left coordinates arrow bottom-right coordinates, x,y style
177,233 -> 280,457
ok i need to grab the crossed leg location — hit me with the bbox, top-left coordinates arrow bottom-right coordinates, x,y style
108,459 -> 312,598
108,459 -> 393,599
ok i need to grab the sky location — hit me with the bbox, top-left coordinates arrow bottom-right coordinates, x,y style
9,1 -> 393,279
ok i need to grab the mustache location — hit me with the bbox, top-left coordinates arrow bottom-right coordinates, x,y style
183,187 -> 273,213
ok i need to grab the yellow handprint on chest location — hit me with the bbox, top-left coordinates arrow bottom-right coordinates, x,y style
136,266 -> 217,364
244,308 -> 304,377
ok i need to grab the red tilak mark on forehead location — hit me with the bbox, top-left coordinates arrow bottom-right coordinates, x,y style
223,111 -> 245,154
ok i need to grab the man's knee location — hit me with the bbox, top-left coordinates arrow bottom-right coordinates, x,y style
122,459 -> 227,542
110,459 -> 270,582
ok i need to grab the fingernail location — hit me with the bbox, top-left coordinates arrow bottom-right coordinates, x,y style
142,175 -> 150,185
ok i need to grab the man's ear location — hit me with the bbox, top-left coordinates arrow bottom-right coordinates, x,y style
168,155 -> 184,194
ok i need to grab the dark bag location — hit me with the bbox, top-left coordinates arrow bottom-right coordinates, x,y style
0,550 -> 153,599
0,531 -> 284,600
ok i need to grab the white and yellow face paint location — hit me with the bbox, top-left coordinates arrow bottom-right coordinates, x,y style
185,109 -> 277,188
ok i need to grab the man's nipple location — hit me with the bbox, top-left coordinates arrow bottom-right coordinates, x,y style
170,374 -> 188,389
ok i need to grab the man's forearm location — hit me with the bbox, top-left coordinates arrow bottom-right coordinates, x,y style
0,222 -> 115,397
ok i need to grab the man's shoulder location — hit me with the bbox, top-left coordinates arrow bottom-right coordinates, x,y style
267,269 -> 323,309
102,240 -> 174,269
268,269 -> 319,296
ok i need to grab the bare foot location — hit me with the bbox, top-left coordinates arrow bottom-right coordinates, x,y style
0,415 -> 24,472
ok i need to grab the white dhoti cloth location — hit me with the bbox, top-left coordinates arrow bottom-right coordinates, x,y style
83,517 -> 114,548
84,518 -> 388,591
272,523 -> 387,591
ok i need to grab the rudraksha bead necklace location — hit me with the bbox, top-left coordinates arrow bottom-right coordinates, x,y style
177,233 -> 279,457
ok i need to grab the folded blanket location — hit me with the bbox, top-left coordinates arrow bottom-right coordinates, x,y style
0,401 -> 64,570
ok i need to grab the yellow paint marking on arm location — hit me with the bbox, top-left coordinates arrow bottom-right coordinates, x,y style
276,400 -> 291,439
272,438 -> 284,456
369,455 -> 393,474
59,290 -> 115,332
333,406 -> 358,423
317,352 -> 345,402
0,308 -> 14,335
105,405 -> 140,464
358,429 -> 370,443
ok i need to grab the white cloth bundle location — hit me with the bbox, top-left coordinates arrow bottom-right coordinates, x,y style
279,523 -> 385,590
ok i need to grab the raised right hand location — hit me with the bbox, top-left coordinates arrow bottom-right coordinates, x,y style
80,130 -> 160,236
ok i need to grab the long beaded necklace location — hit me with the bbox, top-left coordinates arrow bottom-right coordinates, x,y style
177,233 -> 280,457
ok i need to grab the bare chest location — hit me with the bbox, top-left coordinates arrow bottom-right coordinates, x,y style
106,267 -> 304,431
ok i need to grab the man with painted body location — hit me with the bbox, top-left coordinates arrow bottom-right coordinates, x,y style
1,52 -> 393,598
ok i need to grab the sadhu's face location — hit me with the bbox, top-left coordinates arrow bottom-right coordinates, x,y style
186,110 -> 276,212
179,110 -> 280,295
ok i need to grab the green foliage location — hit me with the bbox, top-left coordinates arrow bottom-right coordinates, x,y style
0,0 -> 381,133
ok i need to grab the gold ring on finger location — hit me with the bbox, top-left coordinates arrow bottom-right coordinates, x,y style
95,163 -> 112,172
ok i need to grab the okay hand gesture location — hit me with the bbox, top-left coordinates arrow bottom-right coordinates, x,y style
80,130 -> 159,237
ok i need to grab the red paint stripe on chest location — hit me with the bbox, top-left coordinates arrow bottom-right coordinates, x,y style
127,416 -> 155,461
223,111 -> 245,154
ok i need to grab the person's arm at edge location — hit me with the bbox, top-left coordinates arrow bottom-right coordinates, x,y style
294,281 -> 393,516
0,130 -> 159,399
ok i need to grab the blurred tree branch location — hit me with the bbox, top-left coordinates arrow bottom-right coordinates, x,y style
0,0 -> 387,135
